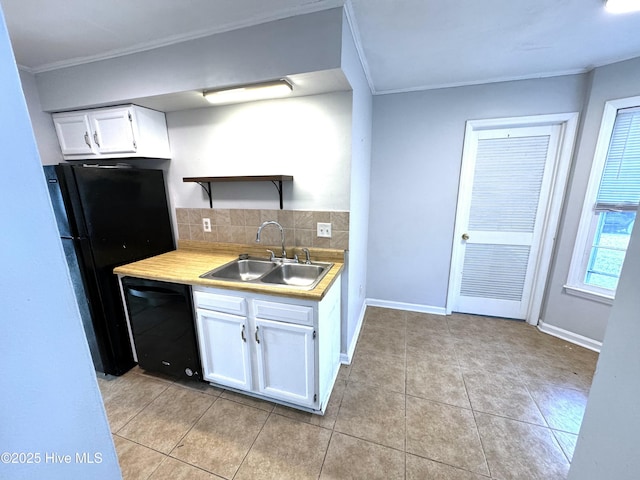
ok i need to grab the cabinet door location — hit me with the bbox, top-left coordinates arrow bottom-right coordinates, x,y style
254,318 -> 315,407
53,113 -> 95,156
89,107 -> 137,154
196,309 -> 251,390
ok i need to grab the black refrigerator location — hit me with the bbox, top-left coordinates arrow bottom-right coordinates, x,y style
44,164 -> 175,376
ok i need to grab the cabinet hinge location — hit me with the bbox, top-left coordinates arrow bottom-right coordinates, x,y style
128,111 -> 133,122
314,394 -> 317,402
313,330 -> 316,339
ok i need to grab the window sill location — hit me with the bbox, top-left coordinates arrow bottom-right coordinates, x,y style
563,284 -> 615,306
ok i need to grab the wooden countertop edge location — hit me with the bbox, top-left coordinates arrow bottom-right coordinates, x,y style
113,241 -> 346,301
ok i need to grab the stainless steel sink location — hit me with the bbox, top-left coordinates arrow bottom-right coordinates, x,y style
200,258 -> 276,282
260,263 -> 328,288
199,256 -> 333,290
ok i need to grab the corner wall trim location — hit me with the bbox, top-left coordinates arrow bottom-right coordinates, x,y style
366,298 -> 447,316
340,300 -> 367,365
538,321 -> 602,353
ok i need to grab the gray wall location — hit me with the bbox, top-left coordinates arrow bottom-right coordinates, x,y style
368,56 -> 640,345
542,56 -> 640,342
567,208 -> 640,479
368,74 -> 587,310
0,6 -> 121,480
18,69 -> 62,165
35,8 -> 343,112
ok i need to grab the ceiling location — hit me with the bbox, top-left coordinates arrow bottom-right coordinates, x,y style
2,0 -> 640,96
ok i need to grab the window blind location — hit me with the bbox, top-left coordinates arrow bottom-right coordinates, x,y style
596,106 -> 640,211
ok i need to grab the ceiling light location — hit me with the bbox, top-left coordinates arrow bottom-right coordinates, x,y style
203,79 -> 293,105
605,0 -> 640,13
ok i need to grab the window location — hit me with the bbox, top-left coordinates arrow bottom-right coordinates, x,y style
567,98 -> 640,302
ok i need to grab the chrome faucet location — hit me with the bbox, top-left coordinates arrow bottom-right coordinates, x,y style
256,220 -> 286,260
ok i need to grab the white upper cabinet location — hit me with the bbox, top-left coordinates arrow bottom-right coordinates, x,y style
90,107 -> 137,155
53,113 -> 94,156
52,105 -> 171,160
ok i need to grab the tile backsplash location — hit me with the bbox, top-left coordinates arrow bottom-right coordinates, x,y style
176,208 -> 350,250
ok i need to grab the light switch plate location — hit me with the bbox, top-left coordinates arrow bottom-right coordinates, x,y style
317,222 -> 332,238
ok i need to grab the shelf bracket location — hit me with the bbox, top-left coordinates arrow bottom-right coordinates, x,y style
271,180 -> 284,210
197,182 -> 213,208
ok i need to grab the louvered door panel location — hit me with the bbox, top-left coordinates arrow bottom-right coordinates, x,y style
469,136 -> 549,232
460,244 -> 531,301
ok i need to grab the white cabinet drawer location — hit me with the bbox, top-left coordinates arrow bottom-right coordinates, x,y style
194,291 -> 247,316
253,300 -> 314,326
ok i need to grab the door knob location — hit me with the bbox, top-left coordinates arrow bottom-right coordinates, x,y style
462,233 -> 470,240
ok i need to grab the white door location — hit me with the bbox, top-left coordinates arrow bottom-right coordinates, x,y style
448,121 -> 567,320
90,107 -> 137,154
196,309 -> 251,390
254,318 -> 315,407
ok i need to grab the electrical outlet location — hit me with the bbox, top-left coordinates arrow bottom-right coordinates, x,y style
202,218 -> 211,232
317,222 -> 332,238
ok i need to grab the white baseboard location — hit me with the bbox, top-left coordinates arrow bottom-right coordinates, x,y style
538,321 -> 602,353
366,298 -> 447,316
340,300 -> 367,365
340,300 -> 602,359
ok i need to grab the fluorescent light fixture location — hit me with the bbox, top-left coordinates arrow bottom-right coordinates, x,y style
203,79 -> 293,105
605,0 -> 640,13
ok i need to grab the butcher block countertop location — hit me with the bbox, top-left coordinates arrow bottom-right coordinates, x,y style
113,240 -> 345,301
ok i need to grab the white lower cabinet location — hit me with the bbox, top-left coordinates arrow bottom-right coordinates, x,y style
254,318 -> 315,407
196,309 -> 251,390
193,276 -> 341,414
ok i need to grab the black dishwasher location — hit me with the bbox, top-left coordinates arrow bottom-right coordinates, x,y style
121,277 -> 202,381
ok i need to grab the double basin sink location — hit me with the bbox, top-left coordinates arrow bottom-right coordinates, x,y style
200,256 -> 333,290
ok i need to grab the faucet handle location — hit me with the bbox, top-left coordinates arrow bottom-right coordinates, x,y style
266,249 -> 276,261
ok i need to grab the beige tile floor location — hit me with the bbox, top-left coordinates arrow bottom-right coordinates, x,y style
98,307 -> 598,480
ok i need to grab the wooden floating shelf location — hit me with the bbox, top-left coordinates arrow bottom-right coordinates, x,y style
183,175 -> 293,209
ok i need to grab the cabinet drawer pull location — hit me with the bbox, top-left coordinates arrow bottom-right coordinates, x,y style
255,326 -> 260,344
241,324 -> 246,342
84,131 -> 91,147
93,131 -> 100,147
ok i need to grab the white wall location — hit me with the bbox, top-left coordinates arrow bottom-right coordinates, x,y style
165,91 -> 352,211
542,56 -> 640,343
340,12 -> 372,358
368,74 -> 587,310
35,8 -> 343,112
567,208 -> 640,479
0,6 -> 121,480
